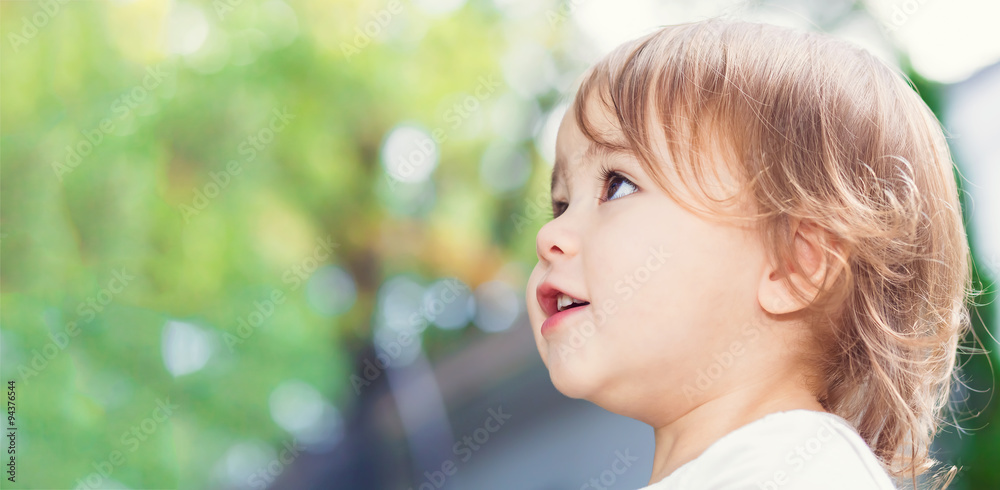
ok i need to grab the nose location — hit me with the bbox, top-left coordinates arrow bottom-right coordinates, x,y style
535,211 -> 580,263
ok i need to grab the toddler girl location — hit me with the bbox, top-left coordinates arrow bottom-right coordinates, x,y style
526,19 -> 974,489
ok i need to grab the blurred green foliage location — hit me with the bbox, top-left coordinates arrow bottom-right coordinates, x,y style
0,0 -> 541,487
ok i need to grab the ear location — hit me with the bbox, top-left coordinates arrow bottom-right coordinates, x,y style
758,218 -> 844,315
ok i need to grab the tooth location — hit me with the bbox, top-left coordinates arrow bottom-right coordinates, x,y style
557,293 -> 586,312
557,294 -> 571,311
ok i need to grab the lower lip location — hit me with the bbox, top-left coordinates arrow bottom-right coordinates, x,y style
541,305 -> 589,336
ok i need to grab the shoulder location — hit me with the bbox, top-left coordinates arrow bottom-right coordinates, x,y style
645,410 -> 897,490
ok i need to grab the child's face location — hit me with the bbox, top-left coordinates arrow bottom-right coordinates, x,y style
526,104 -> 773,423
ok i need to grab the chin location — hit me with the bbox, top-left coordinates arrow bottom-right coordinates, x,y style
544,354 -> 604,400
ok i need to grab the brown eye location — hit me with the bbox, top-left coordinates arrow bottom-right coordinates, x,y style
601,171 -> 638,203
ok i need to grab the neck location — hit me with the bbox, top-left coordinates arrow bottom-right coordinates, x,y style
646,379 -> 826,486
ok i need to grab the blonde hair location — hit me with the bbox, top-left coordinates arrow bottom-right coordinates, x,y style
572,19 -> 977,486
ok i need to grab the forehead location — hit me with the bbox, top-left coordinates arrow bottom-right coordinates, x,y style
551,106 -> 630,193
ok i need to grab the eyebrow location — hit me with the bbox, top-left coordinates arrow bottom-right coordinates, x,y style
551,143 -> 631,194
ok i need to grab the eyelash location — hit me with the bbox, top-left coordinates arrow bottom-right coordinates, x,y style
595,163 -> 638,204
548,164 -> 638,219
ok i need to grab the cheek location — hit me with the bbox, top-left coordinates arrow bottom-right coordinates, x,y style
584,208 -> 755,363
585,210 -> 682,314
579,229 -> 685,367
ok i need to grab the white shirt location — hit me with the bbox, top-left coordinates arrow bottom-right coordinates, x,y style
639,409 -> 897,490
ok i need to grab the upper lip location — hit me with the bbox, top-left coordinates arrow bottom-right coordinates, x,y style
536,281 -> 590,318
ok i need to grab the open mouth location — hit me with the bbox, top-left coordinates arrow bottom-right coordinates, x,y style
537,282 -> 590,319
538,285 -> 591,335
556,293 -> 590,312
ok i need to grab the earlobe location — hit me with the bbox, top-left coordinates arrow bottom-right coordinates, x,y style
759,272 -> 802,315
